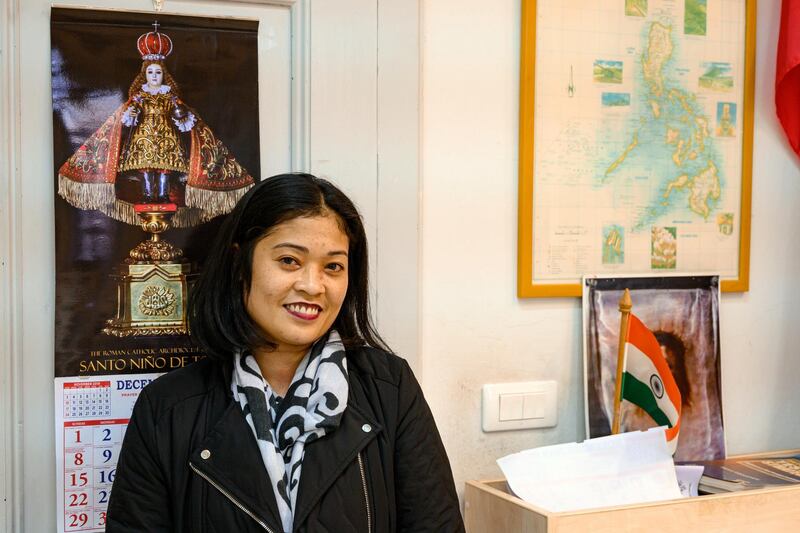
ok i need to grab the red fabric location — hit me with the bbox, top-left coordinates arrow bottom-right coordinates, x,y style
57,105 -> 124,184
59,97 -> 254,192
777,0 -> 800,157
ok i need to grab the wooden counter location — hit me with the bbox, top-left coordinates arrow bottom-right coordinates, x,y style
465,478 -> 800,532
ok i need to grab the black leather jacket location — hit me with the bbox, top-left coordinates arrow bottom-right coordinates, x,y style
106,347 -> 464,532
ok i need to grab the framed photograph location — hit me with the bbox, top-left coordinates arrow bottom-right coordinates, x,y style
518,0 -> 755,297
582,275 -> 725,461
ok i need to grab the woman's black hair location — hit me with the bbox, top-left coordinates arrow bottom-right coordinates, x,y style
188,173 -> 391,360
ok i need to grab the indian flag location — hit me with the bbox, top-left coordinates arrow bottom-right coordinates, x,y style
622,314 -> 682,454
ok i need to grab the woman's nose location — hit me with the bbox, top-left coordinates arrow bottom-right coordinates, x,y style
295,266 -> 324,295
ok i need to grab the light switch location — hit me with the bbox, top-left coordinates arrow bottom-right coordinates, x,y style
499,393 -> 524,421
522,392 -> 546,419
482,381 -> 558,432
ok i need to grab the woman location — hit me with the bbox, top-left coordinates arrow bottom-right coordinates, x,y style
57,25 -> 254,228
107,173 -> 464,532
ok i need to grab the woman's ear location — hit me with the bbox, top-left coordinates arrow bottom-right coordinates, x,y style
232,243 -> 249,299
230,243 -> 242,274
232,242 -> 244,270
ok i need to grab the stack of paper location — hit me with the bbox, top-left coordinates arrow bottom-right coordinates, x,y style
497,427 -> 683,512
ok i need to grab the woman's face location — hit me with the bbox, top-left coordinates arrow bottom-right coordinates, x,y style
145,63 -> 163,88
245,214 -> 349,354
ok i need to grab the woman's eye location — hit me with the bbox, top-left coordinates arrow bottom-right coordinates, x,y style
278,257 -> 299,266
326,263 -> 345,273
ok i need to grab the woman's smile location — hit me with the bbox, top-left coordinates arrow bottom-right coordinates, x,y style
284,302 -> 322,320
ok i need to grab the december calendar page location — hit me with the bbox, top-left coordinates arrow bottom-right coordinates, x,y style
55,375 -> 161,532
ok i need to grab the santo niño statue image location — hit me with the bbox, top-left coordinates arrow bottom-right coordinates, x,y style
57,23 -> 254,228
56,22 -> 256,337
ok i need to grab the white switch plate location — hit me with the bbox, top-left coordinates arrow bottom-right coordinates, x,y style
481,381 -> 557,432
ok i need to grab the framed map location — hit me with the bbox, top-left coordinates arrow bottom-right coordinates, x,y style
518,0 -> 755,297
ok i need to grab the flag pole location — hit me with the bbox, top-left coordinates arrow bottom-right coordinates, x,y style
612,288 -> 632,434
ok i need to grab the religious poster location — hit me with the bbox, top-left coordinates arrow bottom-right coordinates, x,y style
582,275 -> 725,462
51,8 -> 260,532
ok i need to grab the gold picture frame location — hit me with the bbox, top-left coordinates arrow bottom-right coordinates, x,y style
518,0 -> 755,297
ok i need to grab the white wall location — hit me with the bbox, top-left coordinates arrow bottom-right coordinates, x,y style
420,0 -> 800,497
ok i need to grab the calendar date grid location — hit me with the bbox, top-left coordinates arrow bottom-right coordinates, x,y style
63,419 -> 127,532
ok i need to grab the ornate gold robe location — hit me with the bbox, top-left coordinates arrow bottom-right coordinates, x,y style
57,86 -> 254,228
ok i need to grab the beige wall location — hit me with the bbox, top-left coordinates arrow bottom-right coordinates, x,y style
420,0 -> 800,497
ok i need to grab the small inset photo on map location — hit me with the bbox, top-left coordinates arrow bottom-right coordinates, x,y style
651,226 -> 677,269
593,59 -> 623,84
684,0 -> 708,36
602,225 -> 625,264
699,61 -> 733,91
716,213 -> 734,235
601,92 -> 630,107
715,102 -> 736,137
625,0 -> 647,17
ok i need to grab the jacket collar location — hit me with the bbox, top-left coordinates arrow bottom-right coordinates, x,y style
220,356 -> 234,398
192,354 -> 382,532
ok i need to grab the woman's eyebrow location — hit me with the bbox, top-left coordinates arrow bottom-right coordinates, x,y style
273,243 -> 348,257
273,243 -> 307,252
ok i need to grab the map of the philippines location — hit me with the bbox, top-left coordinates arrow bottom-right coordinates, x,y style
603,21 -> 722,228
532,0 -> 744,282
597,0 -> 742,274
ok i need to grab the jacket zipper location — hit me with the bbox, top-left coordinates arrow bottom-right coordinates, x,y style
357,452 -> 372,533
189,461 -> 277,533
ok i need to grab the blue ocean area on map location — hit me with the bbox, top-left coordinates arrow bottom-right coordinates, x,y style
598,17 -> 724,230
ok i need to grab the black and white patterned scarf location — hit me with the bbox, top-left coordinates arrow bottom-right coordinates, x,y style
231,331 -> 348,533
